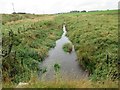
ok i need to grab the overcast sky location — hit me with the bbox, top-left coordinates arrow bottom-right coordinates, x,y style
0,0 -> 119,14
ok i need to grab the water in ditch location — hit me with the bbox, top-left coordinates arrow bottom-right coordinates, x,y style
39,25 -> 87,81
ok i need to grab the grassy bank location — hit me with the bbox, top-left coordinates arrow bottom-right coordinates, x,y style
2,14 -> 63,84
2,10 -> 119,88
57,10 -> 118,81
3,75 -> 118,88
24,80 -> 118,88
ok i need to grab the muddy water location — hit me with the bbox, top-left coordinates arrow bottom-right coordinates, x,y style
39,25 -> 87,81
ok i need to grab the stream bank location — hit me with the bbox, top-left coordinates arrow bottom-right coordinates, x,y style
39,25 -> 88,81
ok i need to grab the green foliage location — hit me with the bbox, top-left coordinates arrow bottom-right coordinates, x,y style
62,43 -> 73,53
2,10 -> 118,87
54,63 -> 61,73
39,67 -> 47,74
2,14 -> 63,84
55,10 -> 118,80
17,76 -> 118,88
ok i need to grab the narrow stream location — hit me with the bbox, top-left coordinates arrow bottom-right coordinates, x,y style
39,25 -> 87,81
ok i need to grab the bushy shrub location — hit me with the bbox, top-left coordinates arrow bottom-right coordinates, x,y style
62,43 -> 73,53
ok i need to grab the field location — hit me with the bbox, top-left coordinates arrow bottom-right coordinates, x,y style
1,10 -> 119,88
2,14 -> 63,84
61,10 -> 118,80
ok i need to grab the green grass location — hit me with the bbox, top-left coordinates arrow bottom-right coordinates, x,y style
3,74 -> 118,88
2,10 -> 119,88
2,14 -> 45,25
23,80 -> 118,88
2,14 -> 63,84
56,10 -> 118,81
62,43 -> 73,53
29,80 -> 118,88
3,76 -> 118,88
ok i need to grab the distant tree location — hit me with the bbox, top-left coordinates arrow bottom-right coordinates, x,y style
17,12 -> 26,14
70,10 -> 80,13
12,12 -> 16,14
81,10 -> 86,12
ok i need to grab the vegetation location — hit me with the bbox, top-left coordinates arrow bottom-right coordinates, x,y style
23,79 -> 118,88
57,10 -> 118,81
24,80 -> 118,88
62,43 -> 73,53
2,10 -> 119,88
2,14 -> 63,84
2,14 -> 42,25
3,75 -> 118,88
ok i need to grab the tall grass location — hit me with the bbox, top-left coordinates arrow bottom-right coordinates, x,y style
11,74 -> 118,88
2,10 -> 119,88
2,14 -> 63,84
62,43 -> 73,53
56,10 -> 118,81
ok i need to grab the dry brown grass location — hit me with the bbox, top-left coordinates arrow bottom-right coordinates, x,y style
13,75 -> 118,88
15,80 -> 118,88
6,15 -> 56,25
